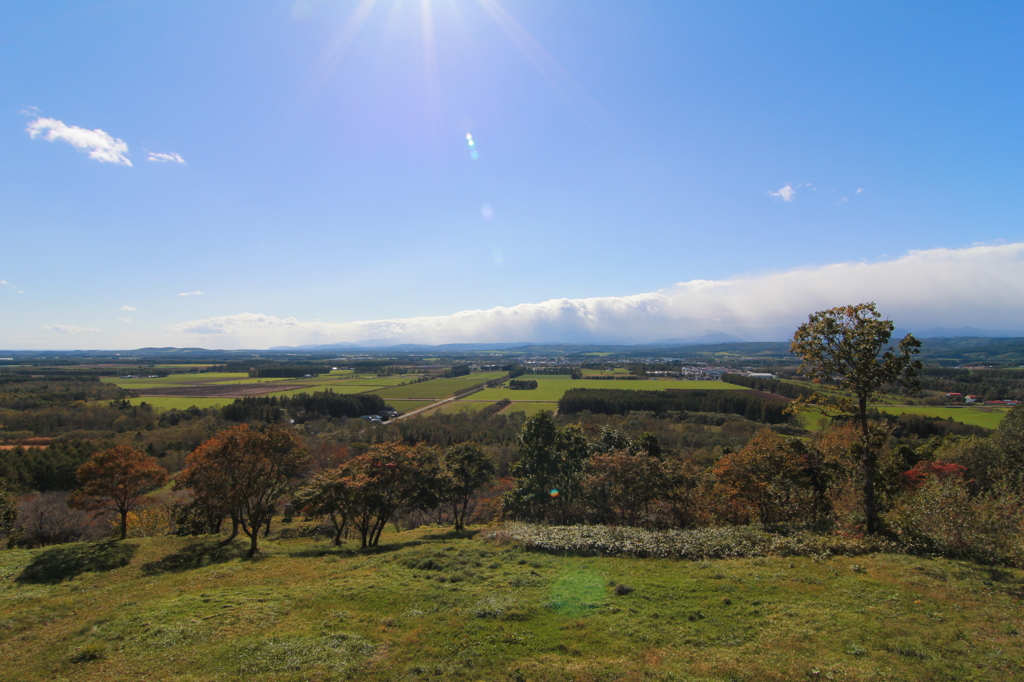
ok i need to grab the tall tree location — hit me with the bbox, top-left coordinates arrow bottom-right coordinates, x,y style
0,480 -> 18,547
71,444 -> 168,540
790,302 -> 921,533
503,412 -> 590,524
995,404 -> 1024,478
343,442 -> 443,548
179,424 -> 308,557
294,468 -> 352,546
440,443 -> 495,530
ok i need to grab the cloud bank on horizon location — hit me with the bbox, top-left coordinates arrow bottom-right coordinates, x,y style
165,243 -> 1024,348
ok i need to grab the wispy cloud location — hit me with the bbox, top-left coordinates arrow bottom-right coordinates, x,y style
837,197 -> 849,205
178,291 -> 203,296
118,317 -> 133,324
147,152 -> 185,164
26,117 -> 132,166
167,243 -> 1024,348
42,324 -> 101,334
767,184 -> 796,202
120,305 -> 136,311
856,188 -> 864,194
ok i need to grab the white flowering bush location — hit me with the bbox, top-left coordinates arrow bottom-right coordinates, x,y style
485,522 -> 899,560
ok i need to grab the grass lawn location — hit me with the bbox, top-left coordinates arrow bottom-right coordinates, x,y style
1,527 -> 1022,681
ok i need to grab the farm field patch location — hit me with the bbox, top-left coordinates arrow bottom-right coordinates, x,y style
262,384 -> 380,398
798,405 -> 1008,431
372,373 -> 507,401
385,400 -> 437,413
127,397 -> 229,410
876,405 -> 1009,430
431,400 -> 498,415
502,401 -> 557,417
472,377 -> 748,403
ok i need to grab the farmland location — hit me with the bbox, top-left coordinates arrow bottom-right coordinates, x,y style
875,405 -> 1011,430
98,369 -> 1015,430
472,376 -> 748,402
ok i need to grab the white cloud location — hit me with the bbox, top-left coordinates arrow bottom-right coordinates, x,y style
0,280 -> 7,285
147,152 -> 185,164
166,243 -> 1024,348
169,312 -> 299,335
26,117 -> 132,166
856,188 -> 864,194
120,305 -> 136,311
118,317 -> 133,324
178,291 -> 204,296
767,184 -> 796,201
42,324 -> 101,334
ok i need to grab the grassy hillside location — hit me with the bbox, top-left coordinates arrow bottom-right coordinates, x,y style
1,526 -> 1022,681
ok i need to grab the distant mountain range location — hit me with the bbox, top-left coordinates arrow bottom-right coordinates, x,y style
913,327 -> 1024,338
269,331 -> 750,352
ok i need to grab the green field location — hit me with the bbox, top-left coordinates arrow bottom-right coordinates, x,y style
432,400 -> 492,415
472,376 -> 748,403
127,397 -> 229,410
798,405 -> 1009,432
371,372 -> 508,401
502,401 -> 557,417
1,527 -> 1021,681
876,405 -> 1009,430
384,400 -> 438,414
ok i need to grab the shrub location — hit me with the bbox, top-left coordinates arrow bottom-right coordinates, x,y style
885,478 -> 1024,566
486,522 -> 898,560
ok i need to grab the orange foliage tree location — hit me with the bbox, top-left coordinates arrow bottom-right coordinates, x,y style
582,451 -> 670,526
72,444 -> 168,540
178,424 -> 308,557
712,428 -> 819,525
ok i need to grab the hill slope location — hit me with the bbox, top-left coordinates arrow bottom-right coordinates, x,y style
1,527 -> 1022,681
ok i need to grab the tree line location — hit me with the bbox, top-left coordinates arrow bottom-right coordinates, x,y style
222,390 -> 385,423
720,373 -> 815,399
558,388 -> 791,424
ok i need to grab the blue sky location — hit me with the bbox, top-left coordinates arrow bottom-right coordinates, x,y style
2,1 -> 1022,349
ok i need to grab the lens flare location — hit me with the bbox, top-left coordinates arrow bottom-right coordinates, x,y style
549,489 -> 559,498
481,204 -> 494,221
466,133 -> 478,159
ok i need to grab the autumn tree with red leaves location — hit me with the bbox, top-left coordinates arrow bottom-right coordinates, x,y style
72,444 -> 168,540
179,424 -> 308,557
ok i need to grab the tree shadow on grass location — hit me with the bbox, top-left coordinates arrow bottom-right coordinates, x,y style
288,539 -> 424,559
17,541 -> 137,584
981,566 -> 1024,598
419,529 -> 481,542
140,538 -> 249,576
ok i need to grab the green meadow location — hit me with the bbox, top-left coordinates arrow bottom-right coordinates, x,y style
371,373 -> 508,401
502,402 -> 558,417
127,397 -> 231,410
471,377 -> 748,403
1,527 -> 1022,681
876,405 -> 1010,430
